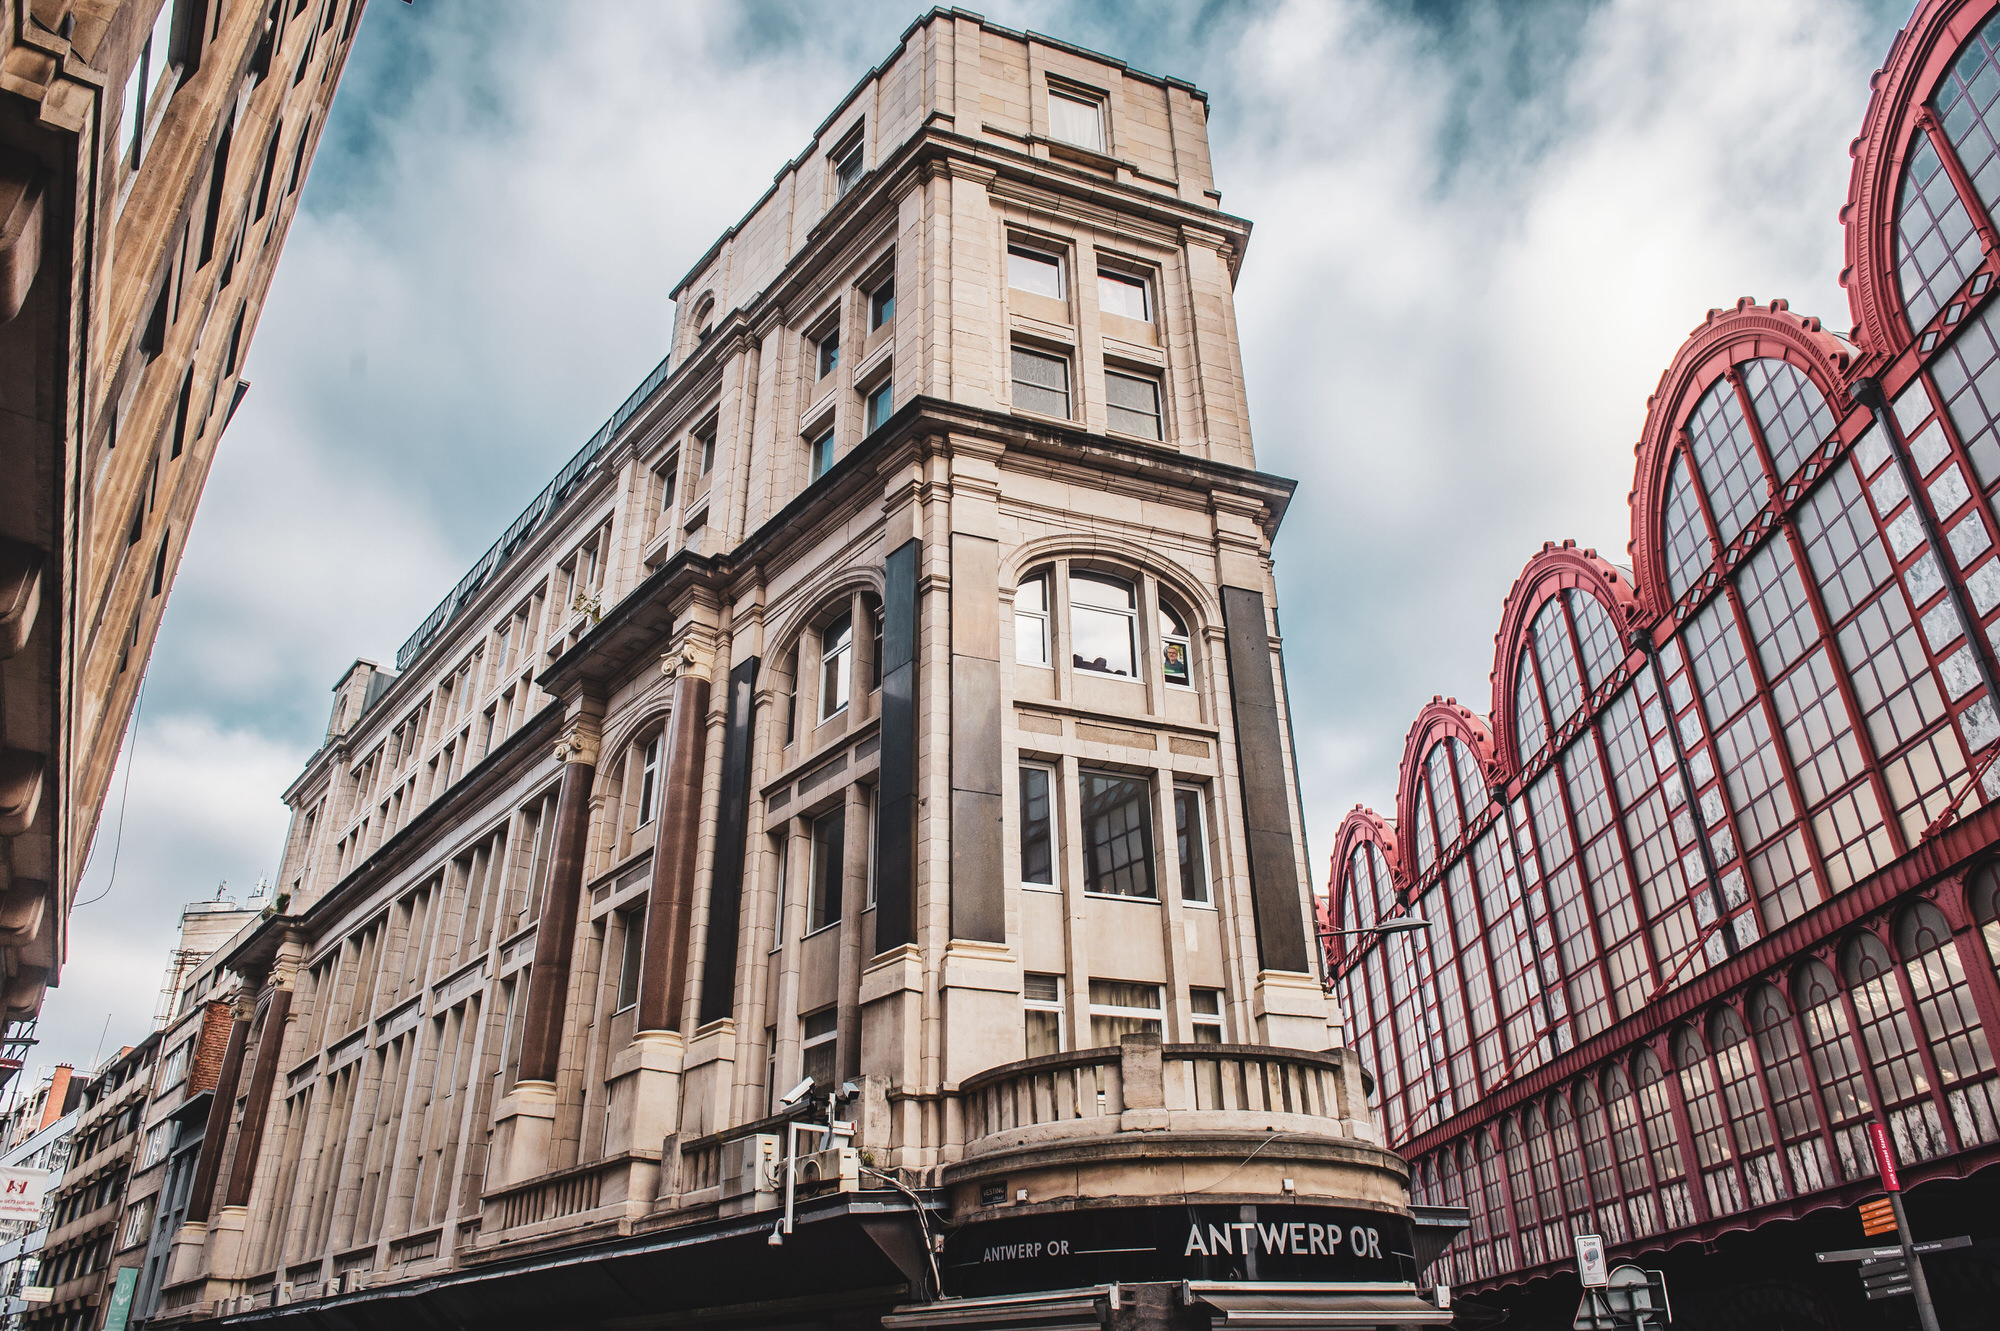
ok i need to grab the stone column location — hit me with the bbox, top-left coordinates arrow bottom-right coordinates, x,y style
636,667 -> 710,1034
208,983 -> 293,1280
490,714 -> 599,1189
183,996 -> 251,1226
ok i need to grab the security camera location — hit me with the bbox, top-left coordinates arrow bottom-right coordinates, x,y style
779,1076 -> 815,1108
838,1080 -> 861,1101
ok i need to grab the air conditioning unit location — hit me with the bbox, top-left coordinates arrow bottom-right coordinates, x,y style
334,1271 -> 367,1295
794,1145 -> 859,1193
275,1281 -> 293,1306
721,1133 -> 779,1201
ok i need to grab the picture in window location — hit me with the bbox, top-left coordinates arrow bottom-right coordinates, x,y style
1049,90 -> 1105,153
1081,769 -> 1154,897
1098,269 -> 1150,322
1176,785 -> 1209,904
1016,572 -> 1051,666
810,807 -> 845,931
1025,974 -> 1065,1056
1088,980 -> 1161,1046
1007,246 -> 1064,299
1161,601 -> 1192,687
1070,572 -> 1136,676
1020,765 -> 1055,887
820,613 -> 852,718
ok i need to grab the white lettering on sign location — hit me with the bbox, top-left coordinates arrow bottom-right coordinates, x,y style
1184,1220 -> 1380,1260
982,1239 -> 1072,1263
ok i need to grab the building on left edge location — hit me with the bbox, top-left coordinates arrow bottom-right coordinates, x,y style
0,0 -> 370,1083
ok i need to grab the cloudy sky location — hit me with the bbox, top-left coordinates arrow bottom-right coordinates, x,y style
27,0 -> 1914,1082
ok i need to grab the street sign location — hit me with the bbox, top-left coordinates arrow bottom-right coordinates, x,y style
0,1166 -> 50,1222
1861,1256 -> 1909,1290
1868,1283 -> 1916,1302
1576,1233 -> 1608,1288
1860,1195 -> 1898,1237
1817,1236 -> 1974,1263
1572,1264 -> 1672,1329
1868,1122 -> 1901,1191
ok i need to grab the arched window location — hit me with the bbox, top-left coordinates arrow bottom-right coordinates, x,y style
1548,1092 -> 1592,1239
1014,562 -> 1194,690
1515,647 -> 1548,766
1427,742 -> 1462,854
1532,598 -> 1585,732
1601,1063 -> 1652,1239
1747,981 -> 1828,1192
1524,1104 -> 1568,1261
1663,458 -> 1715,601
1069,572 -> 1137,677
1792,957 -> 1875,1180
1502,1115 -> 1542,1266
1574,1076 -> 1624,1244
1708,1006 -> 1783,1207
1368,842 -> 1396,925
1972,862 -> 2000,974
1344,844 -> 1378,934
1414,780 -> 1437,875
1936,14 -> 2000,215
1842,930 -> 1949,1163
1435,1149 -> 1469,1284
820,612 -> 853,720
1686,378 -> 1767,550
1633,1046 -> 1694,1230
1740,358 -> 1834,481
1452,738 -> 1488,818
1896,130 -> 1984,334
1475,1130 -> 1510,1276
1673,1023 -> 1742,1216
1568,589 -> 1624,691
1160,598 -> 1193,688
1894,900 -> 2000,1145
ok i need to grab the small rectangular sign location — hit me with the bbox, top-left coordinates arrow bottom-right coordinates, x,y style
1816,1245 -> 1905,1263
0,1167 -> 51,1221
1867,1283 -> 1914,1302
102,1267 -> 139,1331
1867,1123 -> 1901,1192
1574,1234 -> 1608,1288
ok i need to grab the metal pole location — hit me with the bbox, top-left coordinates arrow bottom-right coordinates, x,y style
1889,1191 -> 1942,1331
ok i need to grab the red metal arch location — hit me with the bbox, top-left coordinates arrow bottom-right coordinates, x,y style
1626,300 -> 1856,624
1393,697 -> 1498,883
1843,0 -> 1997,359
1327,806 -> 1401,967
1485,542 -> 1641,791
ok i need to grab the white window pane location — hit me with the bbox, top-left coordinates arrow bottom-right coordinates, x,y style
1098,271 -> 1148,321
1008,248 -> 1064,299
1049,91 -> 1104,152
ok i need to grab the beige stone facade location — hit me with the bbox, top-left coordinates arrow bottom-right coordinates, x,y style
153,13 -> 1442,1330
0,0 -> 366,1049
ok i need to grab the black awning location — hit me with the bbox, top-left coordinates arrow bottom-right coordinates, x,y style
882,1285 -> 1113,1331
1183,1282 -> 1454,1329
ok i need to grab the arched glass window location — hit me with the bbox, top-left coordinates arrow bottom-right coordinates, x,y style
1687,378 -> 1768,550
1936,14 -> 2000,217
1414,781 -> 1437,875
1741,358 -> 1834,482
1673,1024 -> 1742,1216
1897,130 -> 1985,334
1663,458 -> 1715,601
1427,742 -> 1462,852
1160,598 -> 1193,688
1894,900 -> 2000,1145
1515,647 -> 1548,766
1573,1078 -> 1623,1244
1502,1115 -> 1543,1266
820,612 -> 853,720
1601,1063 -> 1654,1239
1634,1047 -> 1695,1230
1524,1104 -> 1568,1261
1369,842 -> 1396,924
1747,982 -> 1827,1192
1346,845 -> 1379,933
1709,1006 -> 1783,1207
1972,862 -> 2000,973
1533,598 -> 1585,732
1549,1092 -> 1592,1233
1070,572 -> 1137,677
1568,589 -> 1624,692
1842,930 -> 1949,1163
1451,737 -> 1488,818
1792,957 -> 1875,1181
1476,1130 -> 1510,1276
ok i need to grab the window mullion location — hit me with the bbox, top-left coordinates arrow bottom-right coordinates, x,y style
1885,926 -> 1967,1155
1917,107 -> 2000,259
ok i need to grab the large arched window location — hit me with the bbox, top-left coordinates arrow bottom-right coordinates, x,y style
1747,981 -> 1827,1192
1842,930 -> 1948,1163
1936,13 -> 2000,221
1515,648 -> 1548,765
1897,131 -> 1985,335
1633,1046 -> 1694,1230
1686,378 -> 1767,549
1502,1115 -> 1542,1267
1708,1006 -> 1783,1207
1663,458 -> 1715,601
1673,1023 -> 1741,1216
1894,900 -> 2000,1145
1524,1104 -> 1568,1262
1569,589 -> 1624,690
1548,1092 -> 1592,1243
1792,956 -> 1875,1181
1973,862 -> 2000,975
1426,741 -> 1463,858
1601,1062 -> 1654,1239
1475,1130 -> 1510,1276
1575,1076 -> 1624,1244
1532,598 -> 1586,733
1740,357 -> 1835,480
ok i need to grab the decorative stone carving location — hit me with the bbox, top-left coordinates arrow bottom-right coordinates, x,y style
658,641 -> 709,682
553,727 -> 601,767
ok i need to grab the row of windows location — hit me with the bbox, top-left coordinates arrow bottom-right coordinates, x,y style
1411,886 -> 2000,1284
1015,564 -> 1192,684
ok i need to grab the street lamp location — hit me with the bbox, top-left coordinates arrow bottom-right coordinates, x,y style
1318,915 -> 1432,939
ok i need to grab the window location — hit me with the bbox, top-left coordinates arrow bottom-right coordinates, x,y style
820,614 -> 852,719
870,601 -> 884,689
833,135 -> 865,198
697,423 -> 716,475
1007,246 -> 1064,299
1098,268 -> 1150,323
123,2 -> 179,168
121,1197 -> 154,1250
158,1039 -> 190,1087
809,807 -> 844,932
140,1122 -> 174,1168
1105,369 -> 1163,440
1016,573 -> 1051,666
1048,89 -> 1105,153
801,1008 -> 838,1087
1025,974 -> 1065,1055
1175,785 -> 1210,904
1012,345 -> 1071,418
1161,600 -> 1192,687
1020,764 -> 1056,888
1070,572 -> 1136,676
656,454 -> 679,517
808,427 -> 835,482
637,736 -> 660,828
866,380 -> 894,433
1081,769 -> 1155,898
870,277 -> 895,330
1191,988 -> 1225,1043
1089,980 -> 1161,1045
771,830 -> 789,925
614,908 -> 644,1012
816,328 -> 840,379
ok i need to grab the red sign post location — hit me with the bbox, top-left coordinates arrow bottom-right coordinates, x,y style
1866,1122 -> 1940,1331
1867,1123 -> 1901,1193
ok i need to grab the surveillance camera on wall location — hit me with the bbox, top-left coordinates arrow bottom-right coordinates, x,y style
779,1076 -> 815,1108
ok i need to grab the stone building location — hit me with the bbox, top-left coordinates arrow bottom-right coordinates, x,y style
30,1039 -> 156,1331
0,0 -> 368,1063
1329,0 -> 2000,1325
144,12 -> 1450,1331
0,1085 -> 83,1328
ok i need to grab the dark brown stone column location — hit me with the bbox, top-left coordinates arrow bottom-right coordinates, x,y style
519,732 -> 598,1083
183,1010 -> 249,1225
636,673 -> 710,1033
222,986 -> 291,1208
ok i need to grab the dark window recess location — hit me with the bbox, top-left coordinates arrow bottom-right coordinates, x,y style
140,282 -> 170,360
198,122 -> 232,266
254,123 -> 282,219
1020,766 -> 1054,886
151,530 -> 170,597
1081,769 -> 1155,898
810,806 -> 845,931
171,368 -> 193,458
225,308 -> 245,375
287,119 -> 310,196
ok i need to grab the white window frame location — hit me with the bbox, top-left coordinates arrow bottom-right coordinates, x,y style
1018,761 -> 1059,890
1048,87 -> 1106,153
801,1007 -> 838,1086
1015,571 -> 1051,667
613,906 -> 644,1013
1175,783 -> 1211,906
865,378 -> 894,433
1024,973 -> 1066,1055
808,427 -> 836,482
636,736 -> 660,828
1087,980 -> 1163,1047
1006,245 -> 1066,299
1191,987 -> 1226,1042
819,614 -> 853,720
1096,267 -> 1151,322
1104,366 -> 1164,441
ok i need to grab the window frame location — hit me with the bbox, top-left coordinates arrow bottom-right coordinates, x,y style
1068,570 -> 1139,679
1007,245 -> 1066,300
1015,572 -> 1052,667
819,613 -> 853,720
869,276 -> 895,330
801,1006 -> 838,1087
1079,767 -> 1157,899
1175,783 -> 1212,905
832,130 -> 865,199
1048,86 -> 1106,154
613,906 -> 645,1013
865,377 -> 894,434
1025,973 -> 1067,1055
1191,987 -> 1226,1042
1011,343 -> 1073,420
807,425 -> 836,483
808,805 -> 845,934
1019,761 -> 1059,890
1088,979 -> 1163,1046
1104,366 -> 1165,441
636,735 -> 661,829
